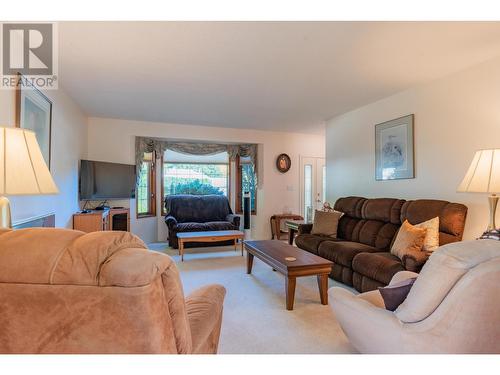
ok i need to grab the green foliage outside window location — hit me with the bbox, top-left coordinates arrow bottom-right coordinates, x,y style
137,162 -> 150,214
169,179 -> 225,195
241,163 -> 256,211
164,163 -> 228,197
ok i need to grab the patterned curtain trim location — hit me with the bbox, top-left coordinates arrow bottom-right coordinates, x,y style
135,137 -> 259,185
165,142 -> 229,157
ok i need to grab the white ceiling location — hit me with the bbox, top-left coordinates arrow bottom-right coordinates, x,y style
59,22 -> 500,134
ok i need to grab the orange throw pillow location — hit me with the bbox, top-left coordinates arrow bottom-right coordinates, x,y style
391,220 -> 427,260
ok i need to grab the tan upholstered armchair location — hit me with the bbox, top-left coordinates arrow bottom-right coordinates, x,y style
0,228 -> 226,354
329,239 -> 500,353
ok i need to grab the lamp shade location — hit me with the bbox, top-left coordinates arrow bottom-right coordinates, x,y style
0,127 -> 58,195
457,149 -> 500,193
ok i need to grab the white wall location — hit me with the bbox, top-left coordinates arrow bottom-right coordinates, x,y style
326,56 -> 500,240
0,86 -> 87,228
87,117 -> 325,243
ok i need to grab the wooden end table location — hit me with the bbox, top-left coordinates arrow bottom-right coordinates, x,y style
176,230 -> 245,261
270,214 -> 303,240
285,219 -> 310,245
244,240 -> 333,310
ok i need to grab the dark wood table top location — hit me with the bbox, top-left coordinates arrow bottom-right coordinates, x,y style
243,240 -> 333,270
284,219 -> 310,229
270,214 -> 303,219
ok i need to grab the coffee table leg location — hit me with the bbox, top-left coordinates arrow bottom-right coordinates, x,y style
234,238 -> 237,251
317,274 -> 328,305
246,252 -> 254,274
179,240 -> 184,262
241,239 -> 244,256
286,276 -> 296,310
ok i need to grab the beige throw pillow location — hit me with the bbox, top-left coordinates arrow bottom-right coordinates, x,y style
311,210 -> 342,237
391,220 -> 427,260
415,217 -> 440,251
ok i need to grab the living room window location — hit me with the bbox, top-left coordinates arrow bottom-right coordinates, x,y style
236,155 -> 257,214
136,151 -> 156,218
162,150 -> 230,214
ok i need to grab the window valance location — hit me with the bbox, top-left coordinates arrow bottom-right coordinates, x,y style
135,137 -> 258,182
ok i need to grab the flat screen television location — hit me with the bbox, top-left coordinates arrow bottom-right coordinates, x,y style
79,160 -> 136,200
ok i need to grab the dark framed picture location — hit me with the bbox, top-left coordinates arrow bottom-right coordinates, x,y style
375,114 -> 414,180
276,153 -> 291,173
16,74 -> 53,169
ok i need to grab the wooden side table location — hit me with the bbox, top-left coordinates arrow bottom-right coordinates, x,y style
108,208 -> 130,231
285,220 -> 307,245
73,208 -> 130,233
270,214 -> 303,240
73,210 -> 110,233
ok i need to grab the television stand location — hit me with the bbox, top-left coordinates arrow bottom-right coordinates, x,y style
73,208 -> 130,233
109,208 -> 130,231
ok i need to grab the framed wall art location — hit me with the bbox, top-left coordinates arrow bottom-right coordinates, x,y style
16,74 -> 53,169
276,153 -> 291,173
375,114 -> 414,180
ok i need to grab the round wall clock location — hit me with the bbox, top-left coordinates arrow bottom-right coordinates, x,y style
276,153 -> 291,173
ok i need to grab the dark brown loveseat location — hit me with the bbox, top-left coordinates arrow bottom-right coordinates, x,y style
295,197 -> 467,292
165,194 -> 240,249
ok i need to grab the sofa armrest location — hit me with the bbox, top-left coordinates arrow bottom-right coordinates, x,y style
330,287 -> 399,324
298,223 -> 313,234
401,250 -> 431,273
226,214 -> 241,228
185,284 -> 226,354
388,270 -> 419,286
165,215 -> 178,230
329,287 -> 402,353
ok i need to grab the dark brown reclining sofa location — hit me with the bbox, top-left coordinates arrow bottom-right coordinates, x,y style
295,197 -> 467,292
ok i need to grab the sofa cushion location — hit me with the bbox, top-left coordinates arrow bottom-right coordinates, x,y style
294,234 -> 335,255
334,197 -> 404,249
318,240 -> 379,267
352,252 -> 405,285
352,272 -> 386,292
361,198 -> 405,225
175,221 -> 236,232
415,216 -> 440,251
391,220 -> 427,260
378,277 -> 417,311
311,210 -> 342,237
334,196 -> 366,218
336,218 -> 399,249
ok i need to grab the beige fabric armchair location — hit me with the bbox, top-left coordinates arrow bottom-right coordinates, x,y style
330,239 -> 500,353
0,228 -> 226,354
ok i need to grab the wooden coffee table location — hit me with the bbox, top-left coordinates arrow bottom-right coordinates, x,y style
176,230 -> 245,261
244,240 -> 333,310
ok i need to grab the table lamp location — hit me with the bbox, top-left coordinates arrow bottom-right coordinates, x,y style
457,149 -> 500,238
0,126 -> 59,228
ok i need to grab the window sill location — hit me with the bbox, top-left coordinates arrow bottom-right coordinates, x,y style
137,214 -> 156,219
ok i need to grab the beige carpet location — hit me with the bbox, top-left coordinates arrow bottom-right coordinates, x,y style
148,243 -> 357,354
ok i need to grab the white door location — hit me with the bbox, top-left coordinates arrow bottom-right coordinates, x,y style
300,157 -> 326,223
